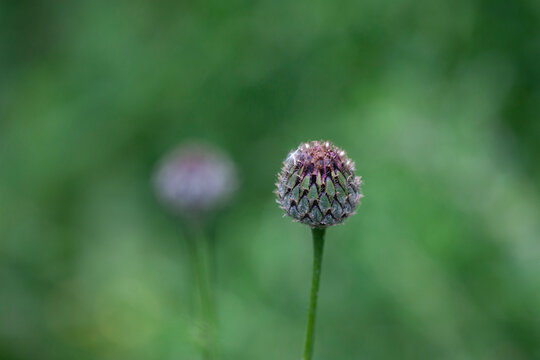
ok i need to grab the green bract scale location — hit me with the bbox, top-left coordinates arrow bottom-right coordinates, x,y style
276,141 -> 363,228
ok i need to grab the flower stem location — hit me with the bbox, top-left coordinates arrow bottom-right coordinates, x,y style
303,227 -> 326,360
187,224 -> 217,360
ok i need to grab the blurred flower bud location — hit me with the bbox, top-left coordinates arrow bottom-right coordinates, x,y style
276,141 -> 363,228
154,143 -> 238,219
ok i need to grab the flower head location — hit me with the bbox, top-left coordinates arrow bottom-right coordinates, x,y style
276,141 -> 362,228
154,143 -> 237,219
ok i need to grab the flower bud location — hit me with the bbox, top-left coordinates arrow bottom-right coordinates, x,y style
276,141 -> 362,228
154,143 -> 237,219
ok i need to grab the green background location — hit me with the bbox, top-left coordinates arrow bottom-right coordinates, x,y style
1,0 -> 540,359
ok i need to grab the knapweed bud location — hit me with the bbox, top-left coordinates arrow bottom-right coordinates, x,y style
154,143 -> 238,219
276,141 -> 363,228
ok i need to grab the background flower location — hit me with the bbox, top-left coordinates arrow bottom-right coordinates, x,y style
154,143 -> 238,219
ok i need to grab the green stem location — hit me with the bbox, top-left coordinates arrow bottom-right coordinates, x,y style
187,224 -> 217,360
303,227 -> 326,360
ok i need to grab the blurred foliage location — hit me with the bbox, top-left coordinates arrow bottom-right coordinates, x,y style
1,0 -> 540,359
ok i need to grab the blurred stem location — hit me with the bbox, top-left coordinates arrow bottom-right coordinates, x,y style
303,228 -> 326,360
207,218 -> 219,285
187,223 -> 217,360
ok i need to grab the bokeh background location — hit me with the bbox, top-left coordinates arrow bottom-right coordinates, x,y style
1,0 -> 540,359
